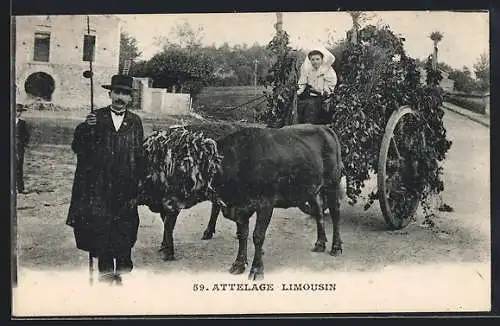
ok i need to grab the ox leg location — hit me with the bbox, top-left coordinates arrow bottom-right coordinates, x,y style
248,204 -> 273,281
327,186 -> 343,256
158,212 -> 167,252
229,217 -> 250,275
160,208 -> 180,261
311,193 -> 327,252
229,208 -> 254,275
202,202 -> 221,240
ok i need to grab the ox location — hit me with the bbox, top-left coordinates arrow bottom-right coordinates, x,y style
213,124 -> 344,280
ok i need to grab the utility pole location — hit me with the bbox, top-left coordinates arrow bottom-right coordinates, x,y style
253,59 -> 259,95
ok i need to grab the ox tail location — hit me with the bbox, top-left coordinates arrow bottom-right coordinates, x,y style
322,125 -> 344,174
322,125 -> 346,200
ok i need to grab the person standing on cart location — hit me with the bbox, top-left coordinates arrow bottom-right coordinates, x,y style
296,46 -> 338,124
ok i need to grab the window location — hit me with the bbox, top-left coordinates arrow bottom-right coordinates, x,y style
83,34 -> 96,62
33,32 -> 51,62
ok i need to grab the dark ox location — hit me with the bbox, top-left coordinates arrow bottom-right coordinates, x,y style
138,122 -> 250,259
139,123 -> 343,280
214,124 -> 343,280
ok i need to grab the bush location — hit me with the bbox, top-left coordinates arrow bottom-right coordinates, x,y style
445,95 -> 486,114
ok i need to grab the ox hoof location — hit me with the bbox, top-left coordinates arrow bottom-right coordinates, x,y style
229,261 -> 246,275
329,247 -> 343,256
312,242 -> 326,252
248,268 -> 264,281
158,245 -> 166,252
201,230 -> 214,240
162,252 -> 175,261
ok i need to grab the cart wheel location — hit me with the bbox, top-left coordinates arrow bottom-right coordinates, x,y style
378,106 -> 420,229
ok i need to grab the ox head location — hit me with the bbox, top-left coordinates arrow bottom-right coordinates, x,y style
142,129 -> 223,212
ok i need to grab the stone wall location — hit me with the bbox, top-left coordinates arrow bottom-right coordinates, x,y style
16,62 -> 117,108
14,15 -> 120,109
141,87 -> 192,115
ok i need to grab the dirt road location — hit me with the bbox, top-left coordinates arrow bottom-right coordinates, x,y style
13,109 -> 490,315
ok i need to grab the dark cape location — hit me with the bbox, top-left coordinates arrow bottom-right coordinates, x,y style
66,106 -> 145,258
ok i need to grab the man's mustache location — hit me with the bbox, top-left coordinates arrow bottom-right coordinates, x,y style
114,99 -> 126,105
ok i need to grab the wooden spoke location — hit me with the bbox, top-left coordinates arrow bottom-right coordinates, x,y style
378,106 -> 420,230
390,137 -> 401,159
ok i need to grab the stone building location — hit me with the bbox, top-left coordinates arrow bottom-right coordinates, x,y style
15,15 -> 121,109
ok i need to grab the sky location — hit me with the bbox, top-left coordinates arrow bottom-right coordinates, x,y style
117,11 -> 489,70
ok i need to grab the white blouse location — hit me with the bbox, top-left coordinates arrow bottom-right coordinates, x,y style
298,67 -> 338,95
297,46 -> 338,96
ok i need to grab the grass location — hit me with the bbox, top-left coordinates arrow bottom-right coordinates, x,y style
445,95 -> 487,115
23,112 -> 207,147
23,86 -> 269,146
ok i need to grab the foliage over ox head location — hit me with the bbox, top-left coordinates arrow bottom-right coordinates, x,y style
140,127 -> 223,211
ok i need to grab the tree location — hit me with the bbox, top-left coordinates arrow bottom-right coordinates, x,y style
119,31 -> 142,74
429,31 -> 444,69
473,53 -> 490,92
140,22 -> 214,98
129,59 -> 148,77
226,43 -> 274,86
437,62 -> 452,73
449,66 -> 477,93
347,11 -> 376,44
144,46 -> 215,99
154,21 -> 204,50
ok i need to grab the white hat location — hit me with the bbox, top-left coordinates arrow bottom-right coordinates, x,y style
300,46 -> 336,75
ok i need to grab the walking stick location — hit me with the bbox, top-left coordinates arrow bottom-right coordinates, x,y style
84,15 -> 95,114
89,252 -> 94,285
83,15 -> 95,285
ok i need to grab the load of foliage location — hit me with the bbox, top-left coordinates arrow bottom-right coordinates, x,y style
141,127 -> 224,209
260,24 -> 452,219
257,31 -> 301,127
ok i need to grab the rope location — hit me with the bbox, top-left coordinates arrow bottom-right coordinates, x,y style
191,94 -> 269,122
194,97 -> 268,123
226,94 -> 266,111
247,97 -> 268,111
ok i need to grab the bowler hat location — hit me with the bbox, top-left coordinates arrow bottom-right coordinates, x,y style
102,74 -> 133,92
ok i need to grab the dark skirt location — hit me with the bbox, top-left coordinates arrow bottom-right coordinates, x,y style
297,96 -> 332,124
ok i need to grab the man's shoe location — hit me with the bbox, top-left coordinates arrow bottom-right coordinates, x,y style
113,274 -> 123,286
98,273 -> 116,284
116,257 -> 133,274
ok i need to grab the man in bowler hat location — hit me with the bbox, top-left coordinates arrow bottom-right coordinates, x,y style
16,104 -> 30,194
66,74 -> 145,285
